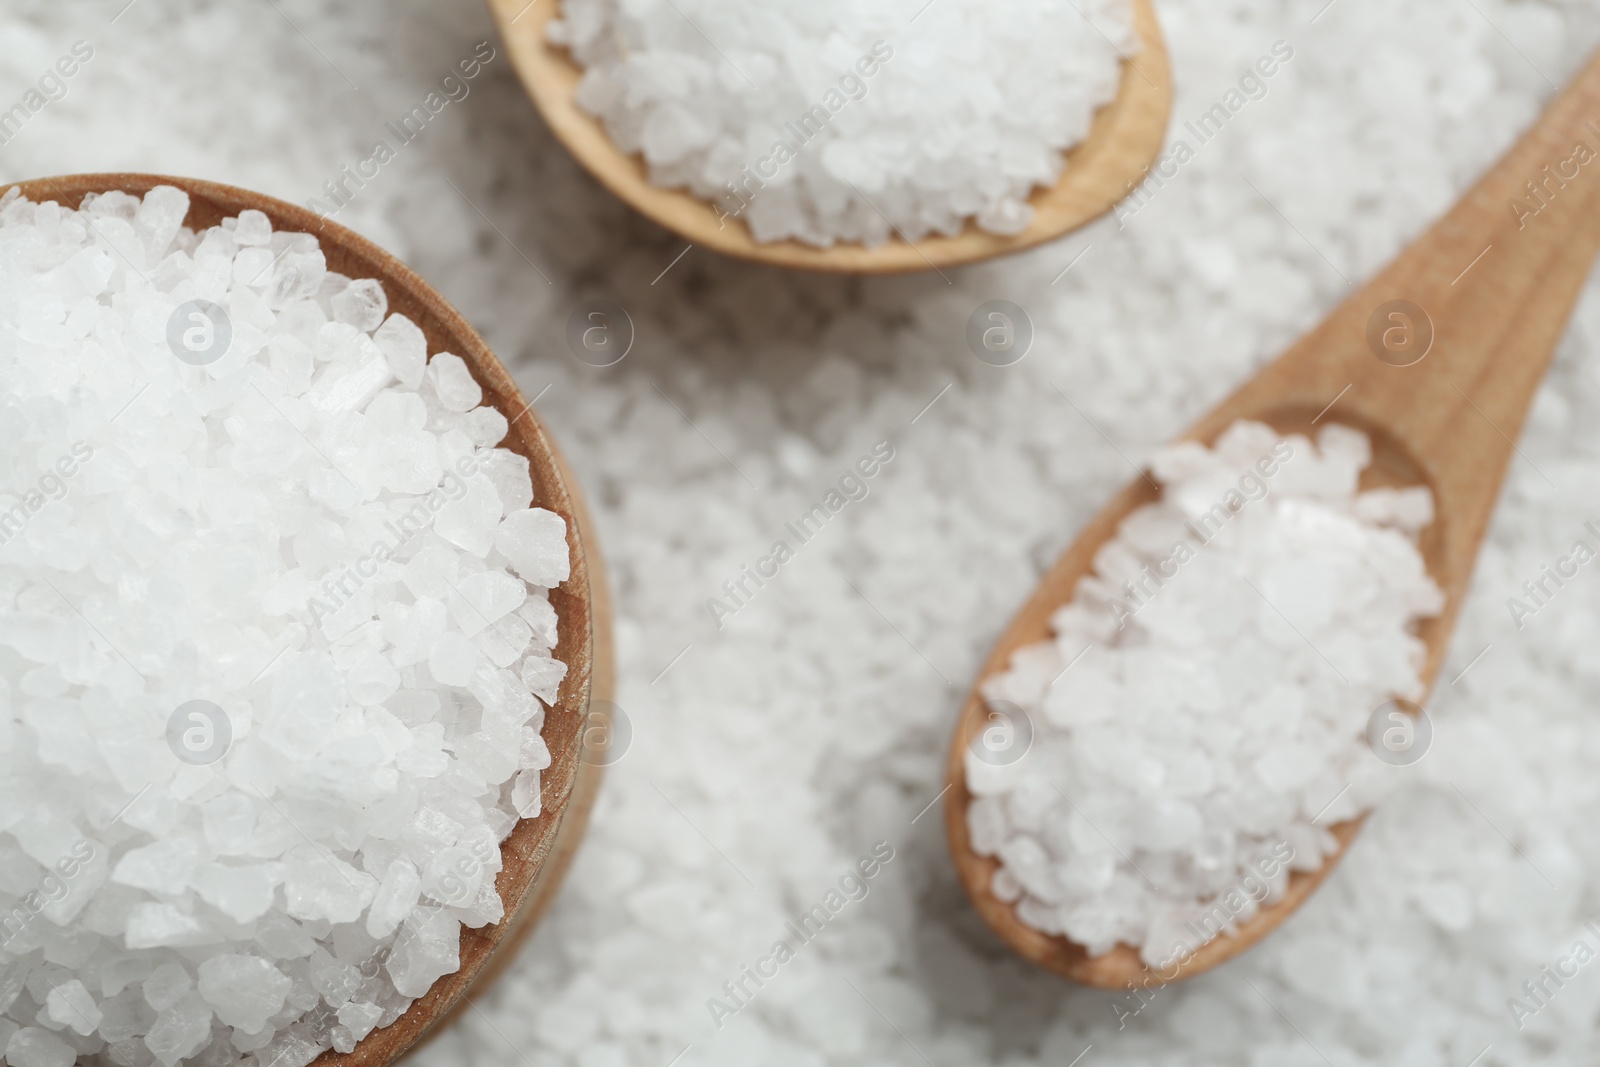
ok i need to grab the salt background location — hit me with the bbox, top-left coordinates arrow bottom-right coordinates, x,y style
2,1 -> 1599,1065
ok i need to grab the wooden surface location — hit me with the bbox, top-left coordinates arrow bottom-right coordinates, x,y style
946,47 -> 1600,988
487,0 -> 1172,274
3,175 -> 614,1065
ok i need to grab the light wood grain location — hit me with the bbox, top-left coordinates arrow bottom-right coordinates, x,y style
3,174 -> 614,1065
486,0 -> 1172,274
946,49 -> 1600,988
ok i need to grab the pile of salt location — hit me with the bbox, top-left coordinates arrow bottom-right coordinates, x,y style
967,421 -> 1443,966
0,186 -> 571,1067
550,0 -> 1134,246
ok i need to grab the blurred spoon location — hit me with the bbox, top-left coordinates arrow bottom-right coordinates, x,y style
487,0 -> 1172,273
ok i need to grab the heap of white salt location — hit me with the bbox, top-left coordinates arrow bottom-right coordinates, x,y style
0,186 -> 570,1067
549,0 -> 1134,246
966,421 -> 1443,968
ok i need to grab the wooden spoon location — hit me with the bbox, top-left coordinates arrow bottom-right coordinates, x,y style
945,50 -> 1600,987
4,174 -> 615,1066
487,0 -> 1171,274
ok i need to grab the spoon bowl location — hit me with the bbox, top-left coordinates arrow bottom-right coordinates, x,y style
947,414 -> 1435,989
487,0 -> 1172,274
946,48 -> 1600,988
5,174 -> 615,1066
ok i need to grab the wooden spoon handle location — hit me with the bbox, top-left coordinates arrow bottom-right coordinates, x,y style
1188,47 -> 1600,686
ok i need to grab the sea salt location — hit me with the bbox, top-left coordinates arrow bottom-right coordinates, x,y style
966,421 -> 1444,966
548,0 -> 1134,246
0,187 -> 572,1067
7,4 -> 1595,1065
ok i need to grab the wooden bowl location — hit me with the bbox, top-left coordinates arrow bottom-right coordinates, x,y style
486,0 -> 1172,274
4,174 -> 614,1067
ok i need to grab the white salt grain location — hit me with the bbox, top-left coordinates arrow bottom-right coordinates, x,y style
429,351 -> 485,412
0,188 -> 570,1067
232,209 -> 272,247
144,1000 -> 213,1067
429,631 -> 481,686
141,965 -> 193,1013
5,1028 -> 74,1067
967,422 -> 1443,965
494,509 -> 572,588
196,956 -> 291,1032
42,981 -> 97,1035
373,313 -> 429,390
549,0 -> 1134,246
331,277 -> 389,332
337,1000 -> 383,1042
